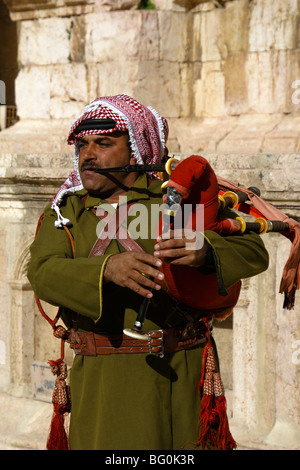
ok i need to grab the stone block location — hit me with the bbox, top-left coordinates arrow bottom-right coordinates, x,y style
154,0 -> 185,10
135,61 -> 181,118
0,392 -> 52,450
8,3 -> 95,21
49,64 -> 88,119
18,17 -> 72,66
224,0 -> 249,54
140,10 -> 160,61
13,62 -> 88,122
265,419 -> 300,450
15,66 -> 50,120
197,7 -> 227,62
86,63 -> 99,103
248,0 -> 299,52
224,52 -> 249,115
97,60 -> 138,99
190,11 -> 202,61
0,119 -> 72,153
179,63 -> 193,117
245,50 -> 298,115
94,0 -> 140,10
286,50 -> 300,113
258,153 -> 300,193
50,97 -> 86,121
174,0 -> 215,9
262,114 -> 300,153
85,11 -> 159,63
85,12 -> 139,62
158,11 -> 189,62
31,361 -> 54,402
168,115 -> 238,154
70,16 -> 86,63
50,64 -> 87,102
262,137 -> 300,154
98,60 -> 181,118
217,114 -> 283,153
194,61 -> 226,117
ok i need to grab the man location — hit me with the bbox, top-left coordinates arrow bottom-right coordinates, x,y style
28,95 -> 269,450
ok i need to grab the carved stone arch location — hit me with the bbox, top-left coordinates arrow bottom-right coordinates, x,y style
11,235 -> 34,282
8,234 -> 64,398
8,236 -> 36,396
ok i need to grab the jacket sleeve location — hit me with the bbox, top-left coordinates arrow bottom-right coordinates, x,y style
27,203 -> 111,323
204,229 -> 269,293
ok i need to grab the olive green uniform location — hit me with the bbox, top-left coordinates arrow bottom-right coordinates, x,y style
28,174 -> 269,450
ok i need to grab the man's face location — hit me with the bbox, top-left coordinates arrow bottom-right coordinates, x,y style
78,132 -> 137,200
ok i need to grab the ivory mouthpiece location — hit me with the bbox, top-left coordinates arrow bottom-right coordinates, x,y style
123,328 -> 149,341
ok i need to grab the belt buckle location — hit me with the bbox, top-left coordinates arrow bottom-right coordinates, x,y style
148,329 -> 164,358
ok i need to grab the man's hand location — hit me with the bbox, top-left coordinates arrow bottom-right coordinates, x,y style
104,252 -> 164,298
153,229 -> 208,267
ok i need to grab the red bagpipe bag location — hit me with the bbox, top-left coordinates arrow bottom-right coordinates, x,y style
157,154 -> 299,313
156,155 -> 242,320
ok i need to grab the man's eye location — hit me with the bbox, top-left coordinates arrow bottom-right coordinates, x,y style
97,141 -> 111,147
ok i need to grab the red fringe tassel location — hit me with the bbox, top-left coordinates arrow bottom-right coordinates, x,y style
196,341 -> 237,450
47,358 -> 71,451
47,404 -> 69,451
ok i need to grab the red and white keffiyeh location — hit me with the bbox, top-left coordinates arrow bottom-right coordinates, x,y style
51,95 -> 169,227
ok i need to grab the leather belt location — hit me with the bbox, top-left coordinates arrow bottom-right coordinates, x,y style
67,320 -> 210,358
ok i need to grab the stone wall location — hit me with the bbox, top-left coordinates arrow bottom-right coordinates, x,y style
0,0 -> 299,450
1,0 -> 300,153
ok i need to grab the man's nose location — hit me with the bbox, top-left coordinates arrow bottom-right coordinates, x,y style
81,142 -> 98,160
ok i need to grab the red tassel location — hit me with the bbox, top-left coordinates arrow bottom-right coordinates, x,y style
214,396 -> 237,450
196,344 -> 236,450
196,395 -> 218,449
47,359 -> 71,451
47,404 -> 69,450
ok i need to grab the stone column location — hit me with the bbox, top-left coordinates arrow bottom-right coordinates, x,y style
8,279 -> 35,397
0,153 -> 74,398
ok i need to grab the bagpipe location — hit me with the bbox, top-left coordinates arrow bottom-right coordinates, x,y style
91,154 -> 300,340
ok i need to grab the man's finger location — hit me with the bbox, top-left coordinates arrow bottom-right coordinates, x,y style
153,247 -> 190,259
131,270 -> 163,290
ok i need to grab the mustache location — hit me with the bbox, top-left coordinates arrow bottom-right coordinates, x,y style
80,162 -> 101,172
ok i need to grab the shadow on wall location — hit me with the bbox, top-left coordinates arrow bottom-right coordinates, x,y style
0,0 -> 19,130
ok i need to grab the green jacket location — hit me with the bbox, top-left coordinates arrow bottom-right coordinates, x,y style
28,174 -> 269,450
